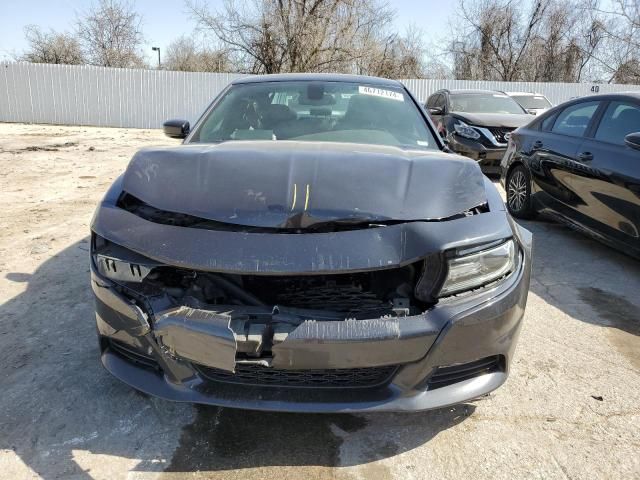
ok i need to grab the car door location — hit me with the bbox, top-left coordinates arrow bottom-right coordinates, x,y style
574,100 -> 640,248
526,101 -> 603,223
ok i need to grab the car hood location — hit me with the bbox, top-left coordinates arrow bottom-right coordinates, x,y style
121,141 -> 487,229
525,108 -> 550,116
452,112 -> 533,128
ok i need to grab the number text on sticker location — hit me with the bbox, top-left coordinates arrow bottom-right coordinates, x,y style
358,86 -> 404,102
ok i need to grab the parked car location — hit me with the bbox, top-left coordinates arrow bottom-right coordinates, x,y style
91,74 -> 532,412
501,92 -> 640,258
505,92 -> 553,115
425,89 -> 533,174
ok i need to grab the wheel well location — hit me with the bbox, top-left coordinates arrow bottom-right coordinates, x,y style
506,160 -> 525,182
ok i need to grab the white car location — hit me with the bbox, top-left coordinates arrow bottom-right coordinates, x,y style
504,92 -> 553,115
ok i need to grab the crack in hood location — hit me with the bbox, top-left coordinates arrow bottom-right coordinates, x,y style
122,141 -> 487,229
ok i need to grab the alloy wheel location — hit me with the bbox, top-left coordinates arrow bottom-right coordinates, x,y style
507,170 -> 527,212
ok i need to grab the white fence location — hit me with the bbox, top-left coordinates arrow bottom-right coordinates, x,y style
0,63 -> 242,129
2,62 -> 640,129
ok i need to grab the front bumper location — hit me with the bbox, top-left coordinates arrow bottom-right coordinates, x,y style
448,135 -> 507,174
92,223 -> 532,413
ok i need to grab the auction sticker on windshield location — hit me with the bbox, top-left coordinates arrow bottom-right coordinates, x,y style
358,86 -> 404,101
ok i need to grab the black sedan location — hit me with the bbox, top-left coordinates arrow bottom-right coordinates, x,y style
501,93 -> 640,258
91,74 -> 532,412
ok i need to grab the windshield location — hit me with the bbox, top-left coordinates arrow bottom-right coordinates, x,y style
189,81 -> 438,150
450,93 -> 526,114
511,95 -> 552,109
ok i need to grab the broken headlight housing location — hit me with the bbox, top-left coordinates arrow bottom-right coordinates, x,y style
439,239 -> 517,297
92,234 -> 157,283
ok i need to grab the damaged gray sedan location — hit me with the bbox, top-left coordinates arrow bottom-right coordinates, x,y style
90,74 -> 532,412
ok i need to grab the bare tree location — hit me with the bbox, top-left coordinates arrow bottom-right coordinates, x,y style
613,59 -> 640,83
524,1 -> 603,82
449,0 -> 550,81
76,0 -> 145,68
447,0 -> 610,82
573,14 -> 606,82
358,27 -> 426,78
164,35 -> 231,72
185,0 -> 421,76
20,25 -> 84,65
421,38 -> 453,79
588,0 -> 640,83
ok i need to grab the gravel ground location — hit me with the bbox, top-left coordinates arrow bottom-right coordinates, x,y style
0,123 -> 639,480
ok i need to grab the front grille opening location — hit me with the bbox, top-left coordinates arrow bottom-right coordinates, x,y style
488,127 -> 515,144
427,355 -> 504,390
242,268 -> 422,315
105,338 -> 159,371
142,260 -> 433,318
195,363 -> 398,389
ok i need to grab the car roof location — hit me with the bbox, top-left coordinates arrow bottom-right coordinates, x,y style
529,91 -> 640,124
583,91 -> 640,100
231,73 -> 402,88
551,92 -> 640,107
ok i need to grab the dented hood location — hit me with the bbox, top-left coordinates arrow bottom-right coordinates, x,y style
122,141 -> 487,228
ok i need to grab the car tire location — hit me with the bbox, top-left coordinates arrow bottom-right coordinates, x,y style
506,165 -> 536,219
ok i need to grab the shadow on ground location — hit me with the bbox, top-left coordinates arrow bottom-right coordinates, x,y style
2,217 -> 638,478
520,216 -> 640,333
0,238 -> 471,479
520,216 -> 640,369
164,403 -> 474,474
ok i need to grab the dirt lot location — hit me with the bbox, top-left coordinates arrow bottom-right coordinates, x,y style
0,123 -> 639,480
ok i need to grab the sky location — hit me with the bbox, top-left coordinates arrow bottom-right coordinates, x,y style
0,0 -> 454,64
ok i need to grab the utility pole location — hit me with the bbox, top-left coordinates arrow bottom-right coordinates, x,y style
152,47 -> 161,68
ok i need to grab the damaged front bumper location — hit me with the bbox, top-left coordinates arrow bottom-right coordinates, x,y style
448,135 -> 507,175
92,225 -> 531,413
90,173 -> 532,412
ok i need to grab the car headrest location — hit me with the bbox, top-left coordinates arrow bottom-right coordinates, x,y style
566,115 -> 590,126
616,108 -> 640,127
261,104 -> 297,126
343,95 -> 371,121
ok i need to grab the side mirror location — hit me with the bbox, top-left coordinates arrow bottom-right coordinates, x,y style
624,132 -> 640,150
163,119 -> 190,139
428,106 -> 444,116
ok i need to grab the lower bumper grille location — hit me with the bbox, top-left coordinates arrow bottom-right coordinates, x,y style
107,338 -> 159,370
427,355 -> 504,390
195,363 -> 398,389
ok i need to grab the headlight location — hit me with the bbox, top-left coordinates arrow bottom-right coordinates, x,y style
439,240 -> 517,296
453,120 -> 481,140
